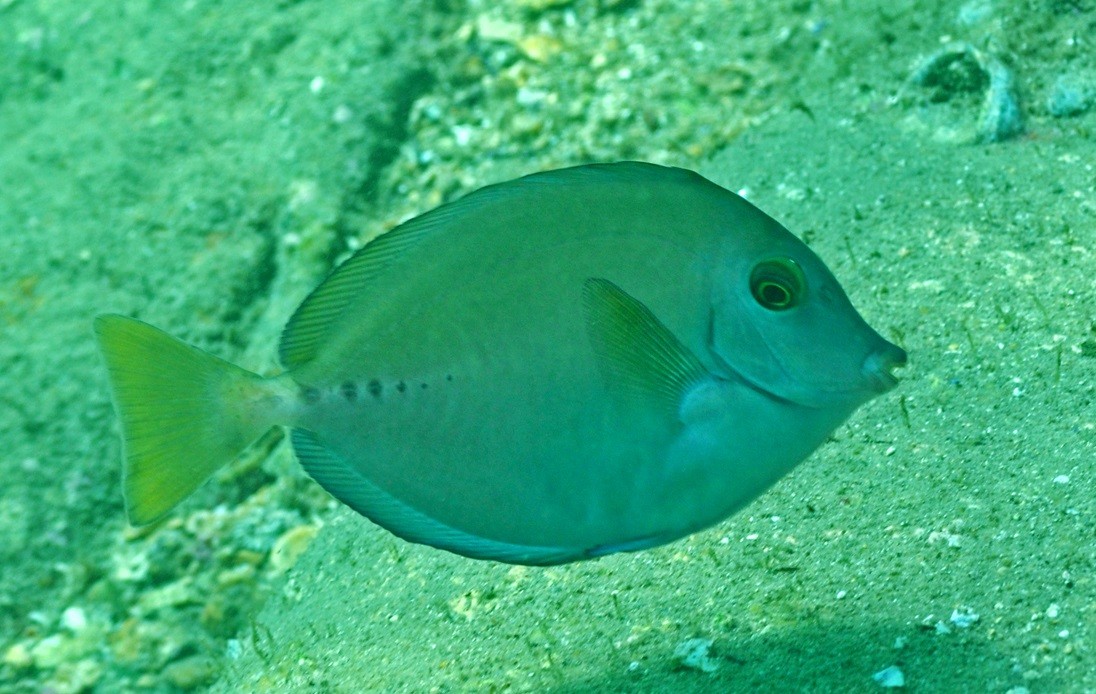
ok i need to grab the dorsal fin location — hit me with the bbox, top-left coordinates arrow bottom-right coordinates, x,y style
278,218 -> 431,369
278,162 -> 706,369
277,183 -> 522,369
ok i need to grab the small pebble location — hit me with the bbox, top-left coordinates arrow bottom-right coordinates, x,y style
30,634 -> 67,669
46,658 -> 104,693
1047,74 -> 1094,118
2,642 -> 33,670
61,606 -> 87,632
225,638 -> 243,660
957,0 -> 994,26
164,655 -> 217,690
217,563 -> 257,587
269,524 -> 320,575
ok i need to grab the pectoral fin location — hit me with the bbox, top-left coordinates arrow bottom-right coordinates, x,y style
581,278 -> 709,416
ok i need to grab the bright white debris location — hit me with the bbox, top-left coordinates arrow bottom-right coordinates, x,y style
61,607 -> 87,632
673,638 -> 719,673
950,607 -> 980,629
872,665 -> 906,688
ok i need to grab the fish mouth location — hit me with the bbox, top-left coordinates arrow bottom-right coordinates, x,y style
861,342 -> 907,393
713,344 -> 907,410
709,328 -> 907,408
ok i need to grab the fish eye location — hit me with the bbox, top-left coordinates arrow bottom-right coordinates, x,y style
749,257 -> 806,311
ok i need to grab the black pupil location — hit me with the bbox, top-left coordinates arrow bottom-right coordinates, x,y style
761,282 -> 789,306
750,258 -> 803,311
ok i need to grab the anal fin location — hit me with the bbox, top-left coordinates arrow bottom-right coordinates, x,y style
291,429 -> 584,566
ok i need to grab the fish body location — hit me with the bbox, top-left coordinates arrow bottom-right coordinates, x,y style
96,162 -> 905,565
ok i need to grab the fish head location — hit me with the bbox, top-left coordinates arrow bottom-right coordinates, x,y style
708,208 -> 906,409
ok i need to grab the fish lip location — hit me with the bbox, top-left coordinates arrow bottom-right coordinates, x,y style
861,343 -> 908,393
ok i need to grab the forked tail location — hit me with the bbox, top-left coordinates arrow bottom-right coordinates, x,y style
94,314 -> 278,525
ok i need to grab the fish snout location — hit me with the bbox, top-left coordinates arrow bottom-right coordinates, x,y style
861,342 -> 907,393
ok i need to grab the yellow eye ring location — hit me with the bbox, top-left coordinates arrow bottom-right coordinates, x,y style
749,258 -> 806,311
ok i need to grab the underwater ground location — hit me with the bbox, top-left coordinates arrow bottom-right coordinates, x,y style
1,0 -> 1093,691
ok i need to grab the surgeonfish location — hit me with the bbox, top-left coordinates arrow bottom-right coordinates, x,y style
95,162 -> 906,566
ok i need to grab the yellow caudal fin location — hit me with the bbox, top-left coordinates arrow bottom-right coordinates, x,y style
94,314 -> 277,526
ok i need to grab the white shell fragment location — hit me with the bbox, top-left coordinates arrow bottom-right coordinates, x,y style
673,638 -> 719,673
872,665 -> 906,688
950,607 -> 980,629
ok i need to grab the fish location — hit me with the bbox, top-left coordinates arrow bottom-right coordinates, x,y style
94,162 -> 906,566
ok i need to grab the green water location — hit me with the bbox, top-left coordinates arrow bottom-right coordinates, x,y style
1,0 -> 1092,691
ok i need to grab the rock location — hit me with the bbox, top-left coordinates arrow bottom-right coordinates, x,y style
900,42 -> 1022,144
1047,74 -> 1094,117
30,634 -> 68,669
61,606 -> 87,632
517,35 -> 564,63
269,524 -> 319,575
45,658 -> 104,694
108,618 -> 143,664
3,642 -> 33,671
164,655 -> 217,690
217,563 -> 257,587
136,577 -> 194,612
30,613 -> 108,670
